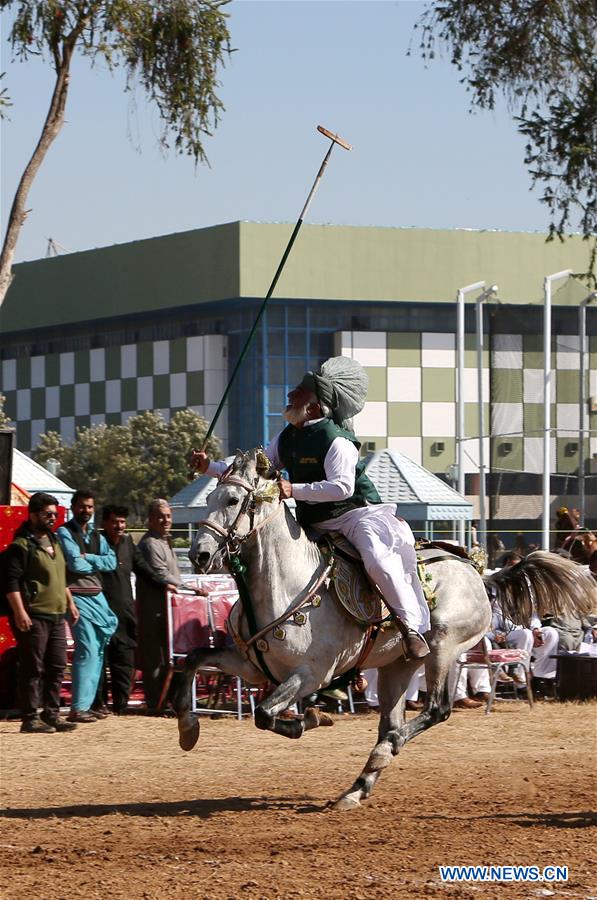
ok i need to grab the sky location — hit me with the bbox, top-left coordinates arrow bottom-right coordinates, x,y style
0,0 -> 553,265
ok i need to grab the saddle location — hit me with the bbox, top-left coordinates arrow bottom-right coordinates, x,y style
318,534 -> 478,626
319,533 -> 391,625
416,540 -> 487,575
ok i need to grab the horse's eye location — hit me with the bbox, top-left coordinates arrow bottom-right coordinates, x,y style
227,497 -> 239,507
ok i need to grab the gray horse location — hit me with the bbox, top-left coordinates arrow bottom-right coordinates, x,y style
177,449 -> 595,809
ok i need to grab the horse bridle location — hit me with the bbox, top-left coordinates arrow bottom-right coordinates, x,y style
196,469 -> 283,562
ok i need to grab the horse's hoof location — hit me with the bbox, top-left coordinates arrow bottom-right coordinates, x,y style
330,794 -> 361,811
304,707 -> 335,729
178,714 -> 200,751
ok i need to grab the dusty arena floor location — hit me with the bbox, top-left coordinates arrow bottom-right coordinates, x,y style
1,701 -> 595,900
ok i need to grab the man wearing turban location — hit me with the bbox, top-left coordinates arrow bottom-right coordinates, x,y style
192,356 -> 430,659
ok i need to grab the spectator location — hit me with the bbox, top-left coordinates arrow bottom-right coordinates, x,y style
94,504 -> 171,715
514,533 -> 530,557
488,534 -> 506,567
563,530 -> 597,565
136,499 -> 206,712
57,490 -> 117,724
363,668 -> 425,711
495,550 -> 523,570
485,566 -> 559,692
488,608 -> 558,687
529,626 -> 560,685
4,492 -> 79,733
542,611 -> 595,653
489,610 -> 532,685
450,642 -> 489,709
553,506 -> 579,549
470,521 -> 479,548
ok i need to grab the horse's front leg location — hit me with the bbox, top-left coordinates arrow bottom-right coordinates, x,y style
176,647 -> 266,751
254,671 -> 334,740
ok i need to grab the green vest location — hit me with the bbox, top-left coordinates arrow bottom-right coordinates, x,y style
13,535 -> 68,617
277,419 -> 381,526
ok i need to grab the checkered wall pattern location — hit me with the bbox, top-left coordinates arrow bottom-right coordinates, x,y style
337,330 -> 597,475
489,333 -> 597,476
3,326 -> 596,475
1,335 -> 228,452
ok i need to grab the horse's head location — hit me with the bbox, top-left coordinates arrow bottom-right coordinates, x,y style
189,448 -> 280,573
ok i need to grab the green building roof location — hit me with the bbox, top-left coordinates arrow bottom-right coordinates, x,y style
1,222 -> 592,333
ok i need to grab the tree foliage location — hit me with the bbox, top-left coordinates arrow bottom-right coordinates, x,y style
32,409 -> 222,522
0,72 -> 12,118
0,393 -> 15,429
417,0 -> 597,282
0,0 -> 231,304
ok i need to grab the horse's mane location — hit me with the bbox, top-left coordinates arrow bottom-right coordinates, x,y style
228,447 -> 277,482
486,550 -> 597,623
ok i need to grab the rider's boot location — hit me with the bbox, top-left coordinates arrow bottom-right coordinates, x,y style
387,610 -> 431,660
403,629 -> 430,660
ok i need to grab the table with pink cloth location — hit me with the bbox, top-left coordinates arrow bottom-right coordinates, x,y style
168,575 -> 239,656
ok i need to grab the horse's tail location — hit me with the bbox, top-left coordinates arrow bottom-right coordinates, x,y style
485,550 -> 597,624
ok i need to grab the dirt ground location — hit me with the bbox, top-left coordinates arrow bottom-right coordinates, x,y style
0,700 -> 595,900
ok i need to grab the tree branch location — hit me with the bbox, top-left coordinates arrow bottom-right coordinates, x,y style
0,58 -> 71,305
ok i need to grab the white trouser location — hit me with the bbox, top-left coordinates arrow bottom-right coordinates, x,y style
407,669 -> 427,701
504,627 -> 533,681
363,667 -> 379,707
363,667 -> 425,707
451,637 -> 492,701
531,626 -> 559,679
316,505 -> 431,633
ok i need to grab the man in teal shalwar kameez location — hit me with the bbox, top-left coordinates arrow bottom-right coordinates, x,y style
57,490 -> 117,722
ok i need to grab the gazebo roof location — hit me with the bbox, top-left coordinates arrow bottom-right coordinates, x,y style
170,457 -> 236,523
170,473 -> 218,510
364,449 -> 472,521
11,449 -> 74,508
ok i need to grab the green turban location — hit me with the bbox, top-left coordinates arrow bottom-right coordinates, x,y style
300,356 -> 368,429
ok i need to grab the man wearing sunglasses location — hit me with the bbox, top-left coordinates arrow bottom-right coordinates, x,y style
4,492 -> 80,733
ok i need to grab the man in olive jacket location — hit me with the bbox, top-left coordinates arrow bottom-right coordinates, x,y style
4,492 -> 80,733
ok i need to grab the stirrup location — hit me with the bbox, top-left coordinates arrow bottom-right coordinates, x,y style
403,629 -> 430,660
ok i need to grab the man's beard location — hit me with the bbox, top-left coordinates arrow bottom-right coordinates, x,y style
283,402 -> 310,427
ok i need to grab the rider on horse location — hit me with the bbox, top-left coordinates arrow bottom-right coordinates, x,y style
191,355 -> 430,660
